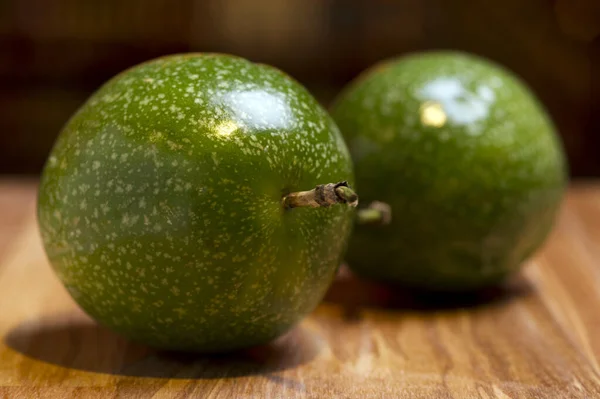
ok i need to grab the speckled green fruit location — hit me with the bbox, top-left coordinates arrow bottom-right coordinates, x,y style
332,51 -> 566,290
38,54 -> 355,352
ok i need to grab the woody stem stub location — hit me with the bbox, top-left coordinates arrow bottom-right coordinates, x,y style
283,181 -> 359,209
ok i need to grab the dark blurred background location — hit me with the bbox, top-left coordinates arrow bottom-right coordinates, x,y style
0,0 -> 599,176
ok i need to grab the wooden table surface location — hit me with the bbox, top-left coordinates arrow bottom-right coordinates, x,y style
1,179 -> 600,399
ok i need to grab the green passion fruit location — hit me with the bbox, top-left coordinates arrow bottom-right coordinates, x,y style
332,51 -> 566,291
38,54 -> 356,352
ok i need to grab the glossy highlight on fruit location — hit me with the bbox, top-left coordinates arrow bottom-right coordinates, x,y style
38,54 -> 355,351
332,51 -> 566,290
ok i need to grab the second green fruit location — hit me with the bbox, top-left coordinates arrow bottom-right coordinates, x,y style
332,51 -> 566,290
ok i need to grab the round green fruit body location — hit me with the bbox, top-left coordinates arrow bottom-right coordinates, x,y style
38,54 -> 355,352
331,51 -> 566,291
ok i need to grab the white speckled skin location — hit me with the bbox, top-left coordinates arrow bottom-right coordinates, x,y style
38,54 -> 355,351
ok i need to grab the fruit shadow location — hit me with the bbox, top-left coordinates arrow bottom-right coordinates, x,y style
324,265 -> 534,319
4,316 -> 319,380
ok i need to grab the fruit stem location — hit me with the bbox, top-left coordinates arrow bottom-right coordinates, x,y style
283,181 -> 359,209
356,201 -> 392,225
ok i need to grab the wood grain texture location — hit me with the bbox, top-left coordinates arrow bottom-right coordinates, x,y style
1,180 -> 600,398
